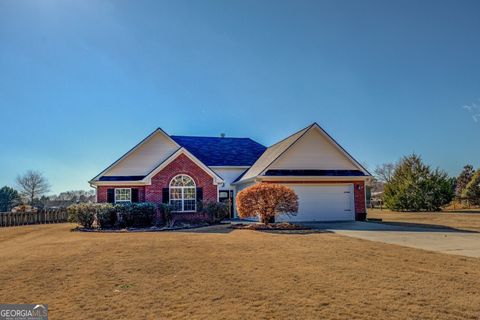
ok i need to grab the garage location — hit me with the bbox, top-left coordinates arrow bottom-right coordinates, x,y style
277,184 -> 355,222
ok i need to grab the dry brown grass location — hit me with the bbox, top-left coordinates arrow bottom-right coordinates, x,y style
0,223 -> 479,319
368,209 -> 480,232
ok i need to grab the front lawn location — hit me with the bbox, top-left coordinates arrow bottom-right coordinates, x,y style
368,209 -> 480,232
0,224 -> 479,319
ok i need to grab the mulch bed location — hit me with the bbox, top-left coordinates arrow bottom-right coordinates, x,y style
230,222 -> 311,231
72,222 -> 211,233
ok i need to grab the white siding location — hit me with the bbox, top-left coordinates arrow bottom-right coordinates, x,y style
211,168 -> 247,190
104,132 -> 179,176
233,180 -> 256,218
269,127 -> 358,171
239,126 -> 309,181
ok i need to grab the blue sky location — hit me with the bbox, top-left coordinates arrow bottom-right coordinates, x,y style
0,0 -> 479,194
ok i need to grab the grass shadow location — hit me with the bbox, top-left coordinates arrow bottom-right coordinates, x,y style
176,224 -> 235,234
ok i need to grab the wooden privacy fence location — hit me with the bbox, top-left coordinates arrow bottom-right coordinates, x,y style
0,209 -> 68,227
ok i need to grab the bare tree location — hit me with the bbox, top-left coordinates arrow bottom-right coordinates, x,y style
16,170 -> 51,204
374,163 -> 396,183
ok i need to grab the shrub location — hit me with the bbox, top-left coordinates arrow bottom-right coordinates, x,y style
67,203 -> 96,229
384,154 -> 454,211
160,203 -> 175,227
116,202 -> 157,228
96,203 -> 117,228
198,200 -> 230,223
462,171 -> 480,205
236,183 -> 298,224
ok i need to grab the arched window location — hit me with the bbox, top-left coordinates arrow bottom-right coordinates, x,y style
169,174 -> 196,212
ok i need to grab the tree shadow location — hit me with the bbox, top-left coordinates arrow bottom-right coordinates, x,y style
257,229 -> 333,235
372,221 -> 479,233
301,221 -> 479,234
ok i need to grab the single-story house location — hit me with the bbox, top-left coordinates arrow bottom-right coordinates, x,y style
89,123 -> 370,221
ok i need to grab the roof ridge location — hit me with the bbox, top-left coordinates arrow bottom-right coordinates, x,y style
265,123 -> 314,148
170,134 -> 255,140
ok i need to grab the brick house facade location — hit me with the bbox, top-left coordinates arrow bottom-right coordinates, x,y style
90,123 -> 370,222
96,154 -> 218,222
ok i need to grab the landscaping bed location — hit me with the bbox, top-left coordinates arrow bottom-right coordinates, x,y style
72,221 -> 211,233
231,222 -> 310,230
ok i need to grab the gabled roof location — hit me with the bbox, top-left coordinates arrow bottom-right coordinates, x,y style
90,128 -> 180,182
143,148 -> 224,184
234,123 -> 370,183
171,135 -> 266,166
92,148 -> 224,186
235,124 -> 312,182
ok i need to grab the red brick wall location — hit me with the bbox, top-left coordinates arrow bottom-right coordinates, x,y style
262,180 -> 367,221
353,181 -> 366,221
145,153 -> 217,205
96,153 -> 217,212
97,186 -> 145,203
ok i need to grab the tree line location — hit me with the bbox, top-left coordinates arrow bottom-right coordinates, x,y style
0,170 -> 94,212
373,154 -> 479,211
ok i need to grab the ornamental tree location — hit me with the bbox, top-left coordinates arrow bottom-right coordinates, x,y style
236,183 -> 299,224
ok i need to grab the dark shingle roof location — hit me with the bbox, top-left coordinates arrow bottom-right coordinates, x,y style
99,176 -> 145,181
264,169 -> 366,176
171,136 -> 266,166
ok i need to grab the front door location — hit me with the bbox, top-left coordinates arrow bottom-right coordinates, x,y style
219,190 -> 234,218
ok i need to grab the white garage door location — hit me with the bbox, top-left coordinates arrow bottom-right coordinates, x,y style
277,184 -> 355,222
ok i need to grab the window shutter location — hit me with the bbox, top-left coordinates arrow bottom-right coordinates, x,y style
107,189 -> 115,204
162,188 -> 169,204
131,188 -> 139,203
196,187 -> 203,202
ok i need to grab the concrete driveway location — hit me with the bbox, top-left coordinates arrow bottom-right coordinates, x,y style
303,221 -> 480,258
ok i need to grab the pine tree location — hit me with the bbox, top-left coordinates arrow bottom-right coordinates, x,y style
384,154 -> 454,211
455,165 -> 475,197
0,186 -> 21,212
462,171 -> 480,205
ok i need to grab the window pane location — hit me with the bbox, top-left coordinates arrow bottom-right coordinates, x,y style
184,200 -> 196,211
183,176 -> 195,186
115,189 -> 131,202
184,187 -> 196,200
170,188 -> 182,199
170,200 -> 182,211
170,176 -> 183,186
170,175 -> 195,187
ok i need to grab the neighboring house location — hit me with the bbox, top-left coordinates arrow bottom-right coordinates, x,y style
89,123 -> 370,221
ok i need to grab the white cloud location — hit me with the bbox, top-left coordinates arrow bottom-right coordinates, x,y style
462,100 -> 480,123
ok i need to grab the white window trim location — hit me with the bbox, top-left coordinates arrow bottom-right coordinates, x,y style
169,174 -> 196,212
115,188 -> 132,204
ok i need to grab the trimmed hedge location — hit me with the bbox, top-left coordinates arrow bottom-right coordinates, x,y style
160,203 -> 175,227
96,203 -> 117,229
68,202 -> 158,229
198,200 -> 230,223
116,202 -> 157,228
67,203 -> 96,229
68,201 -> 229,229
